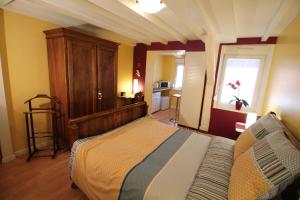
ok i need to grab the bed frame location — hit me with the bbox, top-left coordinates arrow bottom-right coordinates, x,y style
67,102 -> 148,148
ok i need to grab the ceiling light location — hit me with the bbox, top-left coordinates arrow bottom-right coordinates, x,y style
136,0 -> 166,14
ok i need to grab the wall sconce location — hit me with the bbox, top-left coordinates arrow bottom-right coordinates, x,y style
133,79 -> 139,94
135,69 -> 141,77
246,112 -> 257,128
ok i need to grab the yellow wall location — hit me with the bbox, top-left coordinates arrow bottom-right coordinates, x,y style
2,10 -> 59,152
162,56 -> 176,82
152,55 -> 177,85
1,10 -> 134,152
151,55 -> 177,86
263,13 -> 300,141
152,55 -> 163,83
161,56 -> 179,108
117,44 -> 133,96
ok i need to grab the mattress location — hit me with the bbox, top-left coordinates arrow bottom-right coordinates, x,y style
69,117 -> 235,200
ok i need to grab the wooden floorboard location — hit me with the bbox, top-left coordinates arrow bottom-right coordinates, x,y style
0,152 -> 88,200
152,109 -> 177,127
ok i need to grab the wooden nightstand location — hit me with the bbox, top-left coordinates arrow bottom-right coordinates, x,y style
117,96 -> 135,108
235,122 -> 246,134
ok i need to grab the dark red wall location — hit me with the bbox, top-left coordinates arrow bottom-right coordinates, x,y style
208,37 -> 277,140
132,40 -> 205,93
147,40 -> 205,51
209,108 -> 247,139
133,43 -> 148,92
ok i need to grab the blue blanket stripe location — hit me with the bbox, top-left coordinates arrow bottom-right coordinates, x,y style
118,129 -> 192,200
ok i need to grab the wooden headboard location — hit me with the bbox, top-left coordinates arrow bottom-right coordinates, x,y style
67,102 -> 148,148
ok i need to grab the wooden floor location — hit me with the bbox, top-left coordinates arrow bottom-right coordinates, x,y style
0,152 -> 88,200
152,108 -> 177,126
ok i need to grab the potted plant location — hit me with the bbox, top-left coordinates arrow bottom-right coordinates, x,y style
227,80 -> 249,110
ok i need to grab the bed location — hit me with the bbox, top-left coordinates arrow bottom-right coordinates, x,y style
67,102 -> 300,200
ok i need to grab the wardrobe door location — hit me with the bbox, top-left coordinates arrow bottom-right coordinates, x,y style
97,47 -> 117,111
67,40 -> 97,118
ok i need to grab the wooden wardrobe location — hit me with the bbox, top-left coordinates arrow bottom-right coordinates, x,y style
44,28 -> 118,121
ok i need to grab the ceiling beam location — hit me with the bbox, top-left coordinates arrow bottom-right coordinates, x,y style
71,24 -> 137,46
207,0 -> 236,43
163,0 -> 206,40
118,0 -> 186,43
2,0 -> 84,27
0,0 -> 14,6
88,0 -> 173,44
192,0 -> 219,41
262,0 -> 300,41
95,30 -> 137,46
154,8 -> 198,40
36,0 -> 153,44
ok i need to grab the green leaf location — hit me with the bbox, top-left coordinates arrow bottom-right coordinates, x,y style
233,95 -> 240,101
229,99 -> 235,104
242,99 -> 249,107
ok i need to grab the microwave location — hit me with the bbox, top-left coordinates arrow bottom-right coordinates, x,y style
159,81 -> 171,89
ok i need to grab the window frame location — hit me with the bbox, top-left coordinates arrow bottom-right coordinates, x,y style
217,55 -> 265,112
214,45 -> 274,114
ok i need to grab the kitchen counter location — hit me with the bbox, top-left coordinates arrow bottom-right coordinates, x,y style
153,88 -> 170,92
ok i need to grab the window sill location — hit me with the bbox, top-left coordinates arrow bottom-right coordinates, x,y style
213,104 -> 251,115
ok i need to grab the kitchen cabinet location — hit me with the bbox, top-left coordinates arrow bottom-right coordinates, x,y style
152,92 -> 161,113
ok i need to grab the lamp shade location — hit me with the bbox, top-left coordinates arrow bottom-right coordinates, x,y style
133,79 -> 139,94
246,112 -> 257,128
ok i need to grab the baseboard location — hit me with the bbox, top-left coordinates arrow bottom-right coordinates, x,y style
14,142 -> 50,156
200,125 -> 209,132
2,154 -> 16,163
178,124 -> 199,131
178,124 -> 210,134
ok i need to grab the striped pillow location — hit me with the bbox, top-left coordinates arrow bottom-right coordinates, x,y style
229,130 -> 300,200
186,136 -> 235,200
234,112 -> 283,160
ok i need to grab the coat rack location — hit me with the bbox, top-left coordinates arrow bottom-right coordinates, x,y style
24,94 -> 64,161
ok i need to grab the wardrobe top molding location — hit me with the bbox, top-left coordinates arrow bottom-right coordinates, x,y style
44,28 -> 119,50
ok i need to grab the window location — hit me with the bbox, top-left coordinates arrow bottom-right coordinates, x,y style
173,60 -> 184,90
215,45 -> 274,113
219,57 -> 261,107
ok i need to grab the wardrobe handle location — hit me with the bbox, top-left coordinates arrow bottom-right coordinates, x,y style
98,91 -> 102,100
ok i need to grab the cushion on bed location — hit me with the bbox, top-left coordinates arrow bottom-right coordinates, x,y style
228,130 -> 300,200
234,112 -> 283,160
186,136 -> 235,200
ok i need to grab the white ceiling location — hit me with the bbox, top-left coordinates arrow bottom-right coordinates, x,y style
1,0 -> 300,45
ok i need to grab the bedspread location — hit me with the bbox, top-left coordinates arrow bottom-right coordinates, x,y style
69,117 -> 217,200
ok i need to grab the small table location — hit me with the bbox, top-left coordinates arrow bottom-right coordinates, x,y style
235,122 -> 246,134
117,96 -> 135,107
